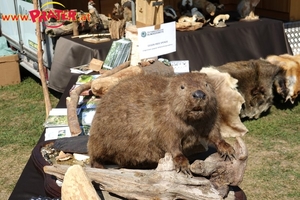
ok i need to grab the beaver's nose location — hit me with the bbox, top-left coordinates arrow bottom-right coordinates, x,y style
193,90 -> 206,99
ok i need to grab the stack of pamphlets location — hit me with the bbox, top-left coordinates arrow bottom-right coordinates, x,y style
102,38 -> 132,70
70,64 -> 93,74
44,108 -> 72,141
44,75 -> 100,141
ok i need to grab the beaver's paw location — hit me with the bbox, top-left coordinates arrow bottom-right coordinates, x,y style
173,154 -> 193,177
90,160 -> 105,169
217,140 -> 236,161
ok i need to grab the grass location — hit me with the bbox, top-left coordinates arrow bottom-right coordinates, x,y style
0,68 -> 60,200
240,99 -> 300,200
0,67 -> 300,200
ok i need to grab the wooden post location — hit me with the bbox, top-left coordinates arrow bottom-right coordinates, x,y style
33,0 -> 52,118
135,0 -> 164,27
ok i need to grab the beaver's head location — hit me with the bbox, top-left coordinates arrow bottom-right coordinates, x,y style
167,73 -> 218,121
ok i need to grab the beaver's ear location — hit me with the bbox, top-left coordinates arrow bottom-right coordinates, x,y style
201,72 -> 208,77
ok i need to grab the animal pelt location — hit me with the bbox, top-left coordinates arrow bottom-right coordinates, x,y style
196,68 -> 248,138
88,73 -> 235,174
209,59 -> 287,119
266,54 -> 300,103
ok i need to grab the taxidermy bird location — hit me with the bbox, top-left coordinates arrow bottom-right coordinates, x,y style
88,0 -> 100,18
237,0 -> 260,20
88,0 -> 104,33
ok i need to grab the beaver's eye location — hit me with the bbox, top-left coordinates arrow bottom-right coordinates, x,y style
181,85 -> 185,89
205,83 -> 208,87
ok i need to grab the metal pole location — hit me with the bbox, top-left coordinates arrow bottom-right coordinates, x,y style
129,0 -> 136,25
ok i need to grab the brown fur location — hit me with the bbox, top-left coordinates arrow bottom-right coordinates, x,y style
213,59 -> 287,119
88,73 -> 235,174
198,68 -> 248,138
266,54 -> 300,103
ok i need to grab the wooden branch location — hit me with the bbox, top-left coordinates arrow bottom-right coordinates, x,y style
91,65 -> 143,96
71,33 -> 111,39
44,153 -> 222,200
190,137 -> 248,197
100,61 -> 131,77
33,0 -> 52,118
61,165 -> 101,200
44,137 -> 247,199
67,82 -> 92,136
66,61 -> 131,136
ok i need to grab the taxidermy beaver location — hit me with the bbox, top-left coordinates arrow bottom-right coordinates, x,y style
88,73 -> 235,175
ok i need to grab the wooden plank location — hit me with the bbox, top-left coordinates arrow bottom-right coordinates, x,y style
255,8 -> 290,21
260,0 -> 289,12
99,0 -> 115,17
290,0 -> 300,21
136,0 -> 164,27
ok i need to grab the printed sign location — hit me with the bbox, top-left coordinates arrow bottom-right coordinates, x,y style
170,60 -> 190,74
138,21 -> 176,59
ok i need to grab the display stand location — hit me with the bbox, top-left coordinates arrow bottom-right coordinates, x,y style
126,0 -> 164,66
135,0 -> 164,27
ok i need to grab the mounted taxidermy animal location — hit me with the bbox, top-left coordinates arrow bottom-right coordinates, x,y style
88,73 -> 235,175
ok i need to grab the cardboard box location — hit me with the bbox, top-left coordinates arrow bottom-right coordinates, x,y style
0,54 -> 20,86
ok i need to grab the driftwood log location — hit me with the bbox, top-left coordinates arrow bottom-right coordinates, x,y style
45,153 -> 221,200
44,137 -> 247,200
91,65 -> 143,96
33,0 -> 52,118
191,137 -> 248,197
66,61 -> 131,136
67,82 -> 92,136
176,21 -> 203,31
61,164 -> 101,200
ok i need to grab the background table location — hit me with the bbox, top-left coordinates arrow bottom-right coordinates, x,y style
9,17 -> 291,200
48,36 -> 113,93
48,18 -> 292,93
9,74 -> 248,200
162,18 -> 292,71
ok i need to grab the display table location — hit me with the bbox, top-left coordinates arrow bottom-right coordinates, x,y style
48,36 -> 114,93
162,18 -> 292,70
9,75 -> 78,200
10,76 -> 249,200
48,18 -> 292,93
9,17 -> 292,200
